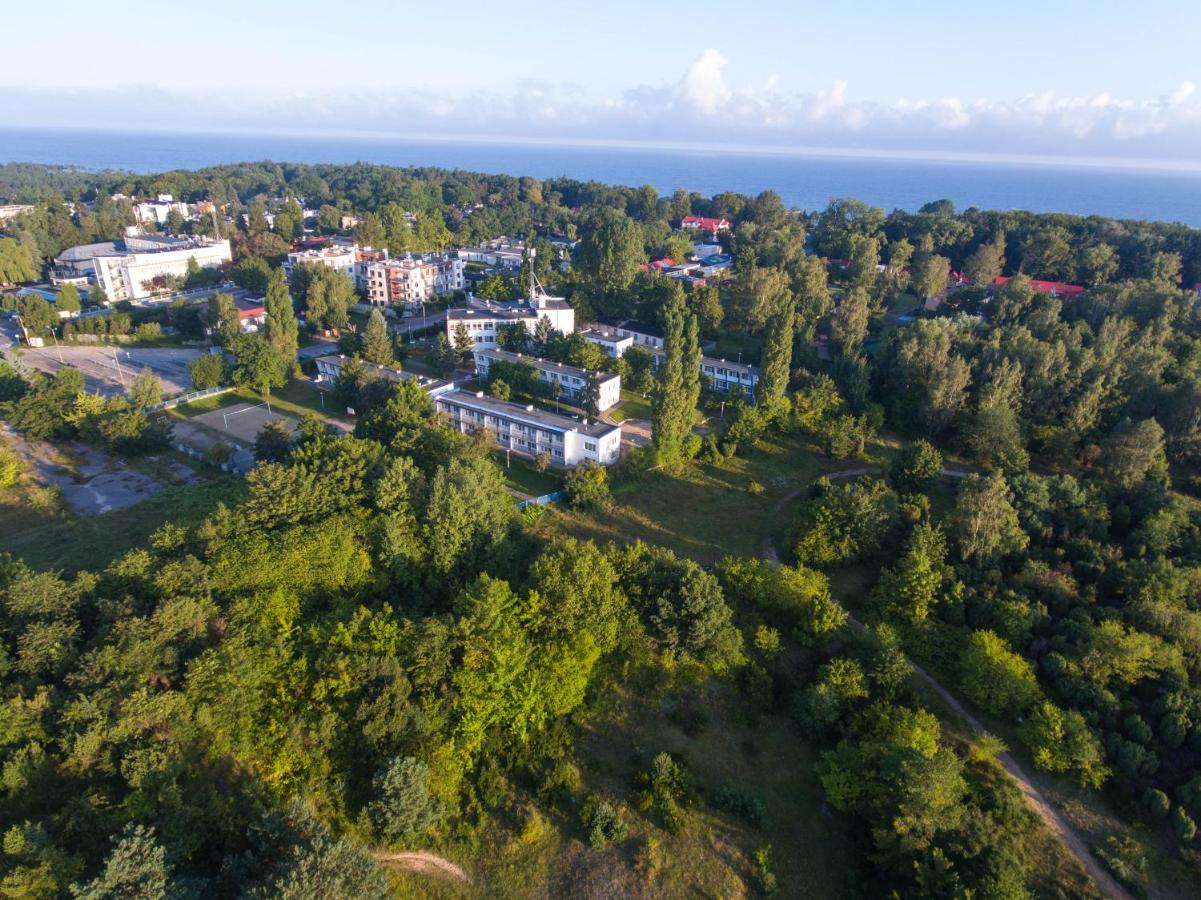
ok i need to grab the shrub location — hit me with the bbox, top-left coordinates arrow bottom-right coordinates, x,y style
1094,835 -> 1148,892
1172,806 -> 1197,842
582,796 -> 627,850
1142,787 -> 1171,819
0,440 -> 22,488
368,756 -> 442,843
711,786 -> 766,829
565,459 -> 611,510
752,845 -> 778,896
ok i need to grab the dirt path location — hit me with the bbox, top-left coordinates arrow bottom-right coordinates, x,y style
372,850 -> 470,883
762,468 -> 1131,900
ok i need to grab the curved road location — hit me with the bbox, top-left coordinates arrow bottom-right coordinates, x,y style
763,469 -> 1131,900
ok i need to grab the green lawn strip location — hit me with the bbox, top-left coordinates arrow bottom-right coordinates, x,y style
4,477 -> 247,574
610,390 -> 652,423
493,452 -> 561,497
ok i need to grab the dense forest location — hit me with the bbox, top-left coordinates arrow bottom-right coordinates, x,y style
3,158 -> 1201,896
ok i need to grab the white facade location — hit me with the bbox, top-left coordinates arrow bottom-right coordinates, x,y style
365,254 -> 465,305
285,245 -> 358,283
0,204 -> 34,222
615,320 -> 665,350
435,389 -> 622,467
457,237 -> 525,270
473,348 -> 621,411
447,295 -> 575,349
313,354 -> 455,397
649,349 -> 760,400
84,236 -> 231,302
579,325 -> 635,358
133,196 -> 190,226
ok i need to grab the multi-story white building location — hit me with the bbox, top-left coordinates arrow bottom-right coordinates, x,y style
54,234 -> 231,302
435,389 -> 622,467
446,292 -> 575,350
364,254 -> 465,306
133,195 -> 191,227
473,348 -> 621,411
0,204 -> 35,222
647,349 -> 759,400
614,319 -> 666,351
579,324 -> 635,358
457,236 -> 525,270
284,244 -> 388,292
312,354 -> 455,398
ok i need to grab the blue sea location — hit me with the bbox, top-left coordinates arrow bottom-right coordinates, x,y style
2,128 -> 1201,227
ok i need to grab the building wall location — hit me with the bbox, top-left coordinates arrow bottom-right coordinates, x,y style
474,351 -> 621,411
94,240 -> 231,301
434,393 -> 621,466
447,307 -> 575,349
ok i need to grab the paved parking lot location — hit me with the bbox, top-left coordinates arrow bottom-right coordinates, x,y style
12,344 -> 208,397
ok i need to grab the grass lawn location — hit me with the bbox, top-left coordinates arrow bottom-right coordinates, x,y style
171,381 -> 351,425
707,333 -> 763,366
2,477 -> 247,574
549,431 -> 896,565
494,451 -> 561,497
609,390 -> 652,423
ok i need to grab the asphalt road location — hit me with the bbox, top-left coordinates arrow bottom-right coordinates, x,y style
11,343 -> 207,397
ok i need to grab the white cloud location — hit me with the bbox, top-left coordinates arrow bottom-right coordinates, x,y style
678,48 -> 731,114
3,52 -> 1201,165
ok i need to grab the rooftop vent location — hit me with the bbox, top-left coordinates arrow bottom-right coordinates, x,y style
526,404 -> 535,412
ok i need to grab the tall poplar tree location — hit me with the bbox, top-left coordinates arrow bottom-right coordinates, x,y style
757,287 -> 797,405
264,267 -> 298,365
652,284 -> 700,468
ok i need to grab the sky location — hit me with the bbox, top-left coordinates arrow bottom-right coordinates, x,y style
6,0 -> 1201,166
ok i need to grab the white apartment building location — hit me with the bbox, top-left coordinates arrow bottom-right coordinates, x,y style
365,254 -> 465,306
133,195 -> 191,227
313,354 -> 455,398
284,244 -> 389,292
54,234 -> 231,302
446,293 -> 575,349
457,237 -> 525,270
473,348 -> 621,411
648,348 -> 760,400
435,389 -> 622,467
615,320 -> 666,351
579,324 -> 635,358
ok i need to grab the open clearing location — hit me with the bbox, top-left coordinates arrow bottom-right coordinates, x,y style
191,401 -> 298,445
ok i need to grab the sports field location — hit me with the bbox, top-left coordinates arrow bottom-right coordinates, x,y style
191,401 -> 298,444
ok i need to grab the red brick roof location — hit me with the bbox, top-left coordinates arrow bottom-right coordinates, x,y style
992,276 -> 1085,297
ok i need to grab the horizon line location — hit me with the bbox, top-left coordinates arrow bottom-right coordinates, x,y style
4,124 -> 1201,177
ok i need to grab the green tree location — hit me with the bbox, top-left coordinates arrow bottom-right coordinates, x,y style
231,333 -> 288,394
232,256 -> 272,292
126,366 -> 162,408
756,283 -> 796,406
430,334 -> 457,377
870,523 -> 952,624
188,353 -> 227,389
651,284 -> 700,469
353,212 -> 387,250
830,285 -> 870,355
0,237 -> 40,283
264,267 -> 298,365
959,629 -> 1041,715
71,824 -> 175,900
565,459 -> 610,510
205,291 -> 242,343
1102,418 -> 1168,489
379,203 -> 411,254
368,756 -> 441,843
963,232 -> 1006,285
451,321 -> 473,364
55,283 -> 82,314
1079,243 -> 1119,287
1018,702 -> 1109,788
951,471 -> 1028,565
254,418 -> 294,463
912,253 -> 951,299
363,309 -> 393,366
890,439 -> 943,492
576,210 -> 644,292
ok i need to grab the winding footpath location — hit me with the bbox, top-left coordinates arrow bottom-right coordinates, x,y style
372,850 -> 470,883
763,469 -> 1132,900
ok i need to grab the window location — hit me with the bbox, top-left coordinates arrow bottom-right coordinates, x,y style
585,441 -> 597,452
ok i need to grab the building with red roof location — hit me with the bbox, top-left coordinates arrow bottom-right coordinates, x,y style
680,215 -> 730,233
992,276 -> 1085,298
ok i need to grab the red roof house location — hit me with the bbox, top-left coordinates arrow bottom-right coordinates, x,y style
680,215 -> 730,233
992,276 -> 1085,297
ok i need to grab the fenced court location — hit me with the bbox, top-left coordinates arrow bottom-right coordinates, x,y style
191,401 -> 298,444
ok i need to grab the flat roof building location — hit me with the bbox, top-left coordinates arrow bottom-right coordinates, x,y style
54,234 -> 231,302
435,388 -> 622,467
365,253 -> 464,306
447,292 -> 575,349
312,354 -> 455,398
473,348 -> 621,411
579,324 -> 635,358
